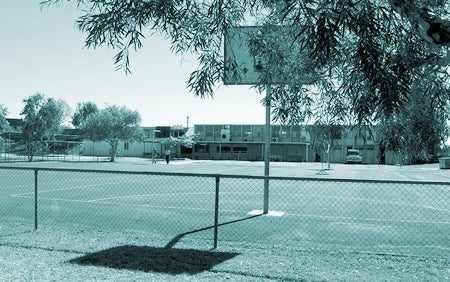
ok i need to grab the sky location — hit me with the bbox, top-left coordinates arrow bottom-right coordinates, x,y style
0,1 -> 266,127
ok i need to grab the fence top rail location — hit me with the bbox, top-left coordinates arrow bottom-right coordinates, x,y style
1,165 -> 449,185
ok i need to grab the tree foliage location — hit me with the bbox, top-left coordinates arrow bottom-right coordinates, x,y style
72,101 -> 99,127
377,70 -> 450,163
73,104 -> 143,161
161,135 -> 196,149
0,105 -> 11,150
20,93 -> 68,161
41,0 -> 450,122
42,0 -> 450,159
0,104 -> 10,132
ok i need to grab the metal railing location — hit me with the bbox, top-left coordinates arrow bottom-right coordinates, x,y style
0,166 -> 448,257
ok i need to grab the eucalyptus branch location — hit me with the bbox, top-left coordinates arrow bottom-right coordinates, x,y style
389,0 -> 450,46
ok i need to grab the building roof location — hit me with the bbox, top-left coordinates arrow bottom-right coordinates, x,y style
5,118 -> 24,129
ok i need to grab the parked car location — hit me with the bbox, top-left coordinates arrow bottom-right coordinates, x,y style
345,149 -> 362,164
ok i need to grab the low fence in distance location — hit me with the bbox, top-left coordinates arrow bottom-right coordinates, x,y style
0,166 -> 448,257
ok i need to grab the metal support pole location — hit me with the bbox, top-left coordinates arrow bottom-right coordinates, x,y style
263,86 -> 271,214
213,176 -> 220,249
34,169 -> 38,230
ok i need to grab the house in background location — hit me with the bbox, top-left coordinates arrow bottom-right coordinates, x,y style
81,125 -> 191,159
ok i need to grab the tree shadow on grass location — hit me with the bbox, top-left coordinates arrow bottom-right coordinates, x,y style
68,214 -> 264,274
68,245 -> 239,274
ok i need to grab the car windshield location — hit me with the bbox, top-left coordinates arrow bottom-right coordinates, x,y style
347,151 -> 360,155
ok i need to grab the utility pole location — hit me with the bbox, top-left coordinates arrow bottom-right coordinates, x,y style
263,86 -> 271,214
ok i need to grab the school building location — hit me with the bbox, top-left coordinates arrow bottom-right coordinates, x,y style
2,118 -> 394,164
191,124 -> 381,164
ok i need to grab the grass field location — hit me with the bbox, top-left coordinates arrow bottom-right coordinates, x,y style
1,160 -> 449,258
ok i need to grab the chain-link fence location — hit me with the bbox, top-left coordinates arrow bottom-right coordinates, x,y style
0,166 -> 448,257
0,137 -> 80,162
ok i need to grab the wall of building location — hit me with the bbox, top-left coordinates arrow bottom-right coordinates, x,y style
192,124 -> 382,164
81,139 -> 187,159
269,143 -> 309,162
192,124 -> 312,162
194,124 -> 311,143
80,126 -> 189,159
81,140 -> 146,158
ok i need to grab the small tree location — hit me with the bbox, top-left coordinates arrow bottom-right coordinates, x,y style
20,93 -> 67,161
159,134 -> 197,159
162,136 -> 196,148
308,87 -> 349,166
309,123 -> 343,166
76,105 -> 143,161
0,104 -> 10,132
72,101 -> 99,127
0,105 -> 11,152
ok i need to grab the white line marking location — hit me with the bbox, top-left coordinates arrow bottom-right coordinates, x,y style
267,193 -> 450,214
8,177 -> 162,198
248,210 -> 285,217
284,212 -> 450,225
87,192 -> 214,202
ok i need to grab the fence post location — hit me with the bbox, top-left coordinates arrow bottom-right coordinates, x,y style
34,168 -> 38,230
213,175 -> 220,249
263,177 -> 269,214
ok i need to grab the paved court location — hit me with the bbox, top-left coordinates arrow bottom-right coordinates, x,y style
1,158 -> 449,257
3,157 -> 450,182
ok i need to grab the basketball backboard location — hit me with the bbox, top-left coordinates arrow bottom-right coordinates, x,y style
224,26 -> 276,85
224,25 -> 317,87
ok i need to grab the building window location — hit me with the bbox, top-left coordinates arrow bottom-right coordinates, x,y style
221,146 -> 231,153
233,146 -> 248,153
205,126 -> 213,139
196,144 -> 209,153
232,125 -> 242,139
124,142 -> 129,150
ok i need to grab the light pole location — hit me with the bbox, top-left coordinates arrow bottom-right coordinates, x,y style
263,85 -> 271,214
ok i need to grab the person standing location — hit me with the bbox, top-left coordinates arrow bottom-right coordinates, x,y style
165,148 -> 171,164
151,147 -> 158,164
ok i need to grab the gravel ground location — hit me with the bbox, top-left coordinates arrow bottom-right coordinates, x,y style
0,223 -> 449,281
